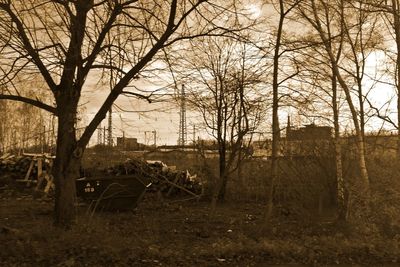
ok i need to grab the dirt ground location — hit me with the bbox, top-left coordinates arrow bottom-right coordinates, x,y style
1,186 -> 399,267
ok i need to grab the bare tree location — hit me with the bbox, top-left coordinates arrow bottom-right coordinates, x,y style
180,36 -> 265,208
264,0 -> 303,220
0,0 -> 243,228
363,0 -> 400,160
340,1 -> 382,144
298,0 -> 370,197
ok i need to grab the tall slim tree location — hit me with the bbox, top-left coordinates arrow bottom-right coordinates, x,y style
298,0 -> 370,196
295,36 -> 348,219
265,0 -> 303,219
341,1 -> 382,144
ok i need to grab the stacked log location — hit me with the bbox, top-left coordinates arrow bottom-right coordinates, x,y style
0,154 -> 51,179
1,155 -> 30,177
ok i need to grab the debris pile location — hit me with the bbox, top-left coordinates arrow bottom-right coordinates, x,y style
1,154 -> 203,202
99,158 -> 203,197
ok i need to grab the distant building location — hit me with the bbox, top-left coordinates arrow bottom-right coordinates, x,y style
286,116 -> 332,141
284,116 -> 333,156
342,133 -> 397,156
116,137 -> 139,151
251,117 -> 397,158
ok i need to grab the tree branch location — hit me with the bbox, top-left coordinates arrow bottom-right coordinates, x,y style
0,94 -> 57,115
0,2 -> 57,91
121,90 -> 152,103
78,0 -> 179,148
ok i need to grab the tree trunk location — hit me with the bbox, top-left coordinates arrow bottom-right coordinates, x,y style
397,67 -> 400,160
237,149 -> 245,201
210,144 -> 226,213
336,66 -> 369,191
218,145 -> 226,201
218,173 -> 228,202
332,72 -> 346,221
53,150 -> 80,228
53,95 -> 81,228
357,77 -> 365,145
311,0 -> 369,191
393,0 -> 400,162
266,0 -> 284,220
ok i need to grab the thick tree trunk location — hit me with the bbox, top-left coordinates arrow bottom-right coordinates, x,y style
53,151 -> 80,228
53,94 -> 81,228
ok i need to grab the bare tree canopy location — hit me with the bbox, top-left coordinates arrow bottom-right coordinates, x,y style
0,0 -> 249,227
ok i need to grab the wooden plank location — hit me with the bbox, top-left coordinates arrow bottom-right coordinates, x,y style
24,158 -> 35,187
35,172 -> 45,191
37,158 -> 43,180
44,174 -> 54,194
166,173 -> 180,197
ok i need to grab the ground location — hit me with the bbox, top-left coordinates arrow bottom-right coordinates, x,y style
1,185 -> 399,267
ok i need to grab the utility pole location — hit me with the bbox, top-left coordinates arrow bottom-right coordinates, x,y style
107,107 -> 112,146
103,126 -> 106,145
152,130 -> 157,147
122,130 -> 125,150
41,125 -> 45,154
145,130 -> 157,147
193,125 -> 196,146
178,84 -> 187,147
97,124 -> 103,145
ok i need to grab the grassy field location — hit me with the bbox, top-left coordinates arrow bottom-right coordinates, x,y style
1,187 -> 399,266
1,150 -> 400,266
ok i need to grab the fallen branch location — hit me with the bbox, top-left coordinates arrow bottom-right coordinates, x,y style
160,175 -> 201,199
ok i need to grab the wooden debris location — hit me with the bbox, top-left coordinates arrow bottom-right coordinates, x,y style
96,158 -> 203,199
0,153 -> 54,194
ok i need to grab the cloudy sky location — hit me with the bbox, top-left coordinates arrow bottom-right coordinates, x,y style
81,75 -> 207,146
79,1 -> 397,147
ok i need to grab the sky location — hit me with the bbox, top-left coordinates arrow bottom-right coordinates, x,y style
79,1 -> 399,147
80,1 -> 267,147
82,79 -> 207,147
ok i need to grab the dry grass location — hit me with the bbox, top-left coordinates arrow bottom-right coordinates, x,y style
1,191 -> 399,266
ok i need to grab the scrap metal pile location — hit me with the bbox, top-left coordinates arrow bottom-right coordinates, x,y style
94,158 -> 203,198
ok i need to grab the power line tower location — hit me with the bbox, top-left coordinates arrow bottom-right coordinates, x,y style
178,84 -> 187,147
97,124 -> 103,145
